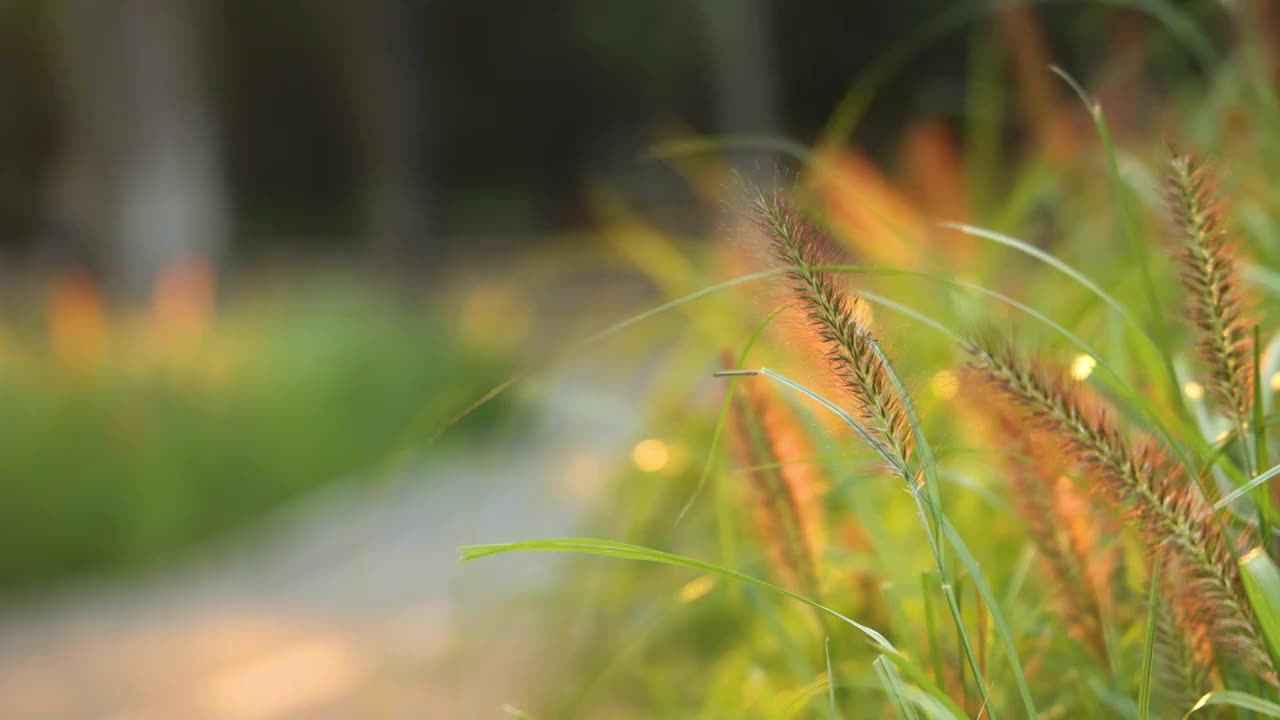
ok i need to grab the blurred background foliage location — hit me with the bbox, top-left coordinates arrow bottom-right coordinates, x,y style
0,276 -> 510,590
0,0 -> 1239,264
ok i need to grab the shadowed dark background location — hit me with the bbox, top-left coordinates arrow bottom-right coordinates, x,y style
0,0 -> 1220,291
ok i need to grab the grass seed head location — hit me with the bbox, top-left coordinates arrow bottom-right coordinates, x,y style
967,337 -> 1276,684
751,188 -> 915,476
1164,151 -> 1255,422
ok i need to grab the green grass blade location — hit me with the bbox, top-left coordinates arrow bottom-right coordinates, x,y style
940,222 -> 1147,339
776,670 -> 962,720
1247,264 -> 1280,299
1254,326 -> 1273,542
921,572 -> 946,693
674,306 -> 785,530
825,638 -> 838,720
458,537 -> 896,651
875,655 -> 920,720
1138,555 -> 1162,720
821,3 -> 974,145
1184,690 -> 1280,718
647,135 -> 814,167
1049,65 -> 1164,339
1212,463 -> 1280,511
936,514 -> 1034,718
858,291 -> 960,340
1256,325 -> 1270,475
1118,0 -> 1218,71
942,221 -> 1182,411
715,368 -> 899,471
1240,547 -> 1280,668
898,689 -> 966,720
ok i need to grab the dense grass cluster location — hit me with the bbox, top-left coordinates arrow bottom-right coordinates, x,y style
460,5 -> 1280,718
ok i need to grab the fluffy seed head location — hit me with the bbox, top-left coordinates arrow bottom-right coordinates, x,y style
752,188 -> 914,475
1164,151 -> 1254,421
967,337 -> 1276,684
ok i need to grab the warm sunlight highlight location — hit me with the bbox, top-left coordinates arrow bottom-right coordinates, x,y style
1070,354 -> 1096,381
930,370 -> 959,399
631,439 -> 670,473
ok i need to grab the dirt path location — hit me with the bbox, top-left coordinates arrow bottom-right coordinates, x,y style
0,360 -> 643,719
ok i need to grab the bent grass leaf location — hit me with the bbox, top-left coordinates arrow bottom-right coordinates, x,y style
1184,690 -> 1280,718
1138,556 -> 1161,720
1241,547 -> 1280,672
875,655 -> 920,720
458,538 -> 976,715
459,537 -> 894,650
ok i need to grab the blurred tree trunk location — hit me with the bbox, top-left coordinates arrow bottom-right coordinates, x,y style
695,0 -> 781,231
347,0 -> 434,270
52,0 -> 227,302
696,0 -> 781,150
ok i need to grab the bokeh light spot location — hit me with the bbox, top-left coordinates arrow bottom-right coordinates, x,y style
930,370 -> 959,399
1069,354 -> 1096,381
678,575 -> 715,604
632,438 -> 669,473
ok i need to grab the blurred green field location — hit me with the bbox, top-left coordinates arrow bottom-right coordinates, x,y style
0,279 -> 510,592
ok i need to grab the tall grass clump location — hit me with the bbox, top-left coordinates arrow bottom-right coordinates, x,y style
458,13 -> 1280,710
460,139 -> 1280,717
727,363 -> 827,596
966,337 -> 1276,684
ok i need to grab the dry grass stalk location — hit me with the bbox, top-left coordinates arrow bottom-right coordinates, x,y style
967,339 -> 1277,684
1164,151 -> 1255,422
995,403 -> 1108,661
726,359 -> 826,594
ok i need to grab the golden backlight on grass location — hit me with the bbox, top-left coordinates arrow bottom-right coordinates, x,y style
930,370 -> 959,400
807,148 -> 925,268
631,438 -> 669,473
1185,381 -> 1205,399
